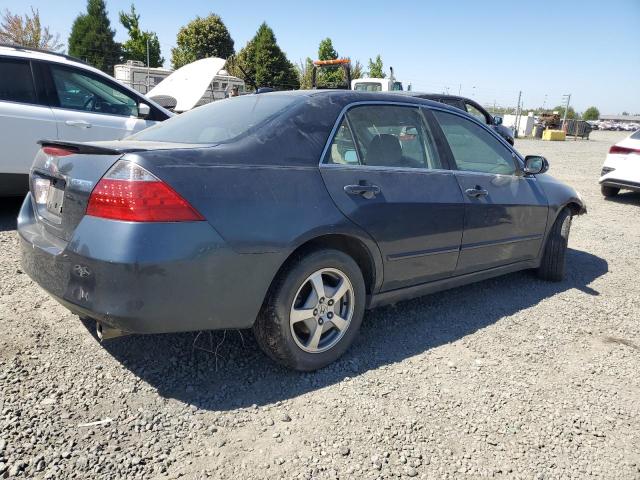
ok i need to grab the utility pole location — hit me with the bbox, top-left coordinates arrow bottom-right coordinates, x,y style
146,37 -> 150,92
561,93 -> 571,130
514,90 -> 522,138
458,84 -> 461,95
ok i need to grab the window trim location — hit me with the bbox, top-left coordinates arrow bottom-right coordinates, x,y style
46,63 -> 143,119
0,56 -> 41,106
319,101 -> 454,171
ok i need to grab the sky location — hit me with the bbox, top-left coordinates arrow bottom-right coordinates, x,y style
3,0 -> 639,114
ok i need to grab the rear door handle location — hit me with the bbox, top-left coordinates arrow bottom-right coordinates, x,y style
465,187 -> 489,198
65,120 -> 92,128
344,184 -> 381,199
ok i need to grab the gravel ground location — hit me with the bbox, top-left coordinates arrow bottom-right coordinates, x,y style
1,130 -> 639,479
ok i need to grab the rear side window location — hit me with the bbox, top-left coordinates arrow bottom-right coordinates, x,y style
434,110 -> 516,175
335,105 -> 442,169
0,58 -> 37,104
131,94 -> 302,144
325,119 -> 359,165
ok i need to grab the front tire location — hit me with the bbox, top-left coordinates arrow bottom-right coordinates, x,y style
601,185 -> 619,197
253,249 -> 365,371
537,207 -> 572,282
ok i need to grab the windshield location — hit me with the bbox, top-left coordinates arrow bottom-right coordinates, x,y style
353,82 -> 383,92
130,94 -> 302,144
631,129 -> 640,140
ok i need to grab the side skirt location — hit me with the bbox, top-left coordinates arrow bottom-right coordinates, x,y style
366,259 -> 539,309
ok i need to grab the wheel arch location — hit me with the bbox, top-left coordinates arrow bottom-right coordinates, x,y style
268,233 -> 382,301
565,200 -> 586,216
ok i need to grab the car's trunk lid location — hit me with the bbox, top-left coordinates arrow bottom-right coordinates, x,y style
30,139 -> 210,241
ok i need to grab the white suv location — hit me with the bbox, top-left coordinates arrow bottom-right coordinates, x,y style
0,45 -> 172,196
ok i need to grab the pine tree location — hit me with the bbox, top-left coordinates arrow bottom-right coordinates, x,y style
228,23 -> 299,90
68,0 -> 121,73
317,38 -> 342,86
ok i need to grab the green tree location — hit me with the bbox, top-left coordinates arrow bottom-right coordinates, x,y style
316,37 -> 342,86
351,60 -> 363,80
296,57 -> 314,89
582,106 -> 600,121
553,105 -> 577,120
68,0 -> 121,73
367,54 -> 385,78
171,14 -> 234,69
0,7 -> 63,51
228,23 -> 298,90
119,4 -> 163,67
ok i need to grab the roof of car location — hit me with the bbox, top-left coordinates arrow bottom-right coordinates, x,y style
393,91 -> 480,103
0,43 -> 89,66
263,89 -> 456,110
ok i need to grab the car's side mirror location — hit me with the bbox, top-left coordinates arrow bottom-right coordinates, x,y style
523,155 -> 549,175
493,116 -> 503,126
138,103 -> 151,119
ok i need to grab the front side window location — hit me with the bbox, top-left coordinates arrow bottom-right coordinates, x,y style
434,110 -> 516,175
0,58 -> 37,104
50,66 -> 139,117
328,105 -> 441,169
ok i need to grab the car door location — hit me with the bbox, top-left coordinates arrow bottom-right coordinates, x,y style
320,103 -> 465,291
0,57 -> 58,185
45,63 -> 155,142
431,109 -> 549,275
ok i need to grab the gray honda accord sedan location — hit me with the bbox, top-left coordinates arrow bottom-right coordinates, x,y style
19,90 -> 586,371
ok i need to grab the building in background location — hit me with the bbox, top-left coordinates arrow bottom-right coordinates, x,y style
599,114 -> 640,124
114,60 -> 172,94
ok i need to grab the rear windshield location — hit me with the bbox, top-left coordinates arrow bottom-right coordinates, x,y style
130,94 -> 302,144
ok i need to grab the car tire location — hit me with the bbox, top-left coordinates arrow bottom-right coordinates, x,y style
537,207 -> 572,282
601,185 -> 619,197
253,249 -> 366,371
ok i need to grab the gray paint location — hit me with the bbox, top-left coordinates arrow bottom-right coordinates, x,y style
19,91 -> 586,335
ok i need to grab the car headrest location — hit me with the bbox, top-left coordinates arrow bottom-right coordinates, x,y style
365,134 -> 402,166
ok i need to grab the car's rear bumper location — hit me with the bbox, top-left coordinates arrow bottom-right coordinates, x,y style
18,194 -> 281,334
599,178 -> 640,192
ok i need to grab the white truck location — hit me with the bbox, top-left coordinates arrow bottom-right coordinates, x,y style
351,68 -> 405,92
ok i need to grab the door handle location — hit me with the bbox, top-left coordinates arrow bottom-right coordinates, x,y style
65,120 -> 92,128
344,184 -> 381,199
465,187 -> 489,198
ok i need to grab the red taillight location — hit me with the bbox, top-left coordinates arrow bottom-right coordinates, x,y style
609,145 -> 640,155
42,146 -> 75,157
86,161 -> 204,222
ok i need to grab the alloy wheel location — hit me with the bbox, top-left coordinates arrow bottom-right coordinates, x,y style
289,268 -> 355,353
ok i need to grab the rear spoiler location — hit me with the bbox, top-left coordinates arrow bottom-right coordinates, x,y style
38,139 -> 145,155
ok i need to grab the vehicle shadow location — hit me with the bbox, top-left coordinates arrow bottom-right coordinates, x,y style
97,248 -> 607,411
0,196 -> 24,232
604,191 -> 640,205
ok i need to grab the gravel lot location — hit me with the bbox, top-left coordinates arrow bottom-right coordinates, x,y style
1,130 -> 638,479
